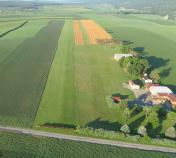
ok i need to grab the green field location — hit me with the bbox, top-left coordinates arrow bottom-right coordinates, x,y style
0,20 -> 64,127
0,132 -> 175,158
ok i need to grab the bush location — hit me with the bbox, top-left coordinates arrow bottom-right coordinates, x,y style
75,126 -> 176,147
165,127 -> 176,139
120,124 -> 130,134
137,126 -> 147,137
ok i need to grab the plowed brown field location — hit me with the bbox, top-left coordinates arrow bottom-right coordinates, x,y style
81,20 -> 113,44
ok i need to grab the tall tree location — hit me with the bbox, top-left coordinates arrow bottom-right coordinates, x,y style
150,69 -> 160,83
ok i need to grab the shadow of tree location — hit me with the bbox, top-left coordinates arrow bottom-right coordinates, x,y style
130,106 -> 143,118
133,47 -> 144,53
152,107 -> 168,138
122,40 -> 134,45
145,56 -> 170,69
86,118 -> 122,131
129,115 -> 145,134
160,67 -> 172,78
165,84 -> 176,93
42,123 -> 76,129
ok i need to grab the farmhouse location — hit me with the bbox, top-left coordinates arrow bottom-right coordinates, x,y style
142,74 -> 153,84
114,54 -> 133,61
149,86 -> 176,107
149,86 -> 173,95
128,80 -> 140,90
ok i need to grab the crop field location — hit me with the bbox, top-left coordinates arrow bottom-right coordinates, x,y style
0,132 -> 175,158
74,20 -> 84,45
0,20 -> 64,127
81,20 -> 113,44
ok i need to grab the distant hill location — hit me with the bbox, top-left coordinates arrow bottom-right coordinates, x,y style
81,0 -> 176,18
0,0 -> 176,18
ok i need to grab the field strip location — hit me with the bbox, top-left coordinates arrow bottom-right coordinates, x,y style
81,20 -> 113,45
0,126 -> 176,153
34,20 -> 76,126
74,20 -> 84,45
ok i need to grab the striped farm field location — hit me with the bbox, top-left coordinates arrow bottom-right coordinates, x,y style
81,20 -> 113,44
0,20 -> 64,127
74,20 -> 84,45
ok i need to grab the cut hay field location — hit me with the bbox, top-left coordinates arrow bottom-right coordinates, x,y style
34,19 -> 133,128
0,131 -> 175,158
0,20 -> 64,127
82,14 -> 176,91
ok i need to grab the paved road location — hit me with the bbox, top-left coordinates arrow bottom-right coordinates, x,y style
0,126 -> 176,153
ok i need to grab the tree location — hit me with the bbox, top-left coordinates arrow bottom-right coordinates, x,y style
120,44 -> 130,54
123,107 -> 130,123
143,106 -> 152,120
150,69 -> 160,83
120,124 -> 130,135
147,111 -> 159,129
119,56 -> 149,79
120,99 -> 128,107
165,127 -> 176,139
163,112 -> 176,131
137,126 -> 147,137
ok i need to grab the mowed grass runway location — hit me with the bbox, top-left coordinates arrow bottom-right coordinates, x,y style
35,19 -> 133,127
0,20 -> 64,127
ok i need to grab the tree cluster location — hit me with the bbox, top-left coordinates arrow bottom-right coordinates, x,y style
119,56 -> 149,79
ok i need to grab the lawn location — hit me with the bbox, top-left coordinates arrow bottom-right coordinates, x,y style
0,20 -> 64,127
34,19 -> 133,128
0,132 -> 175,158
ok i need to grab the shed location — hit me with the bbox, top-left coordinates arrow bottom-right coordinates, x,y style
114,54 -> 133,61
128,80 -> 140,90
